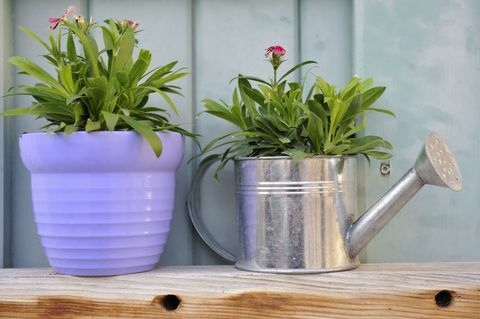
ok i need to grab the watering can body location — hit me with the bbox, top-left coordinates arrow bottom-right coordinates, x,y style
236,156 -> 359,273
188,132 -> 462,273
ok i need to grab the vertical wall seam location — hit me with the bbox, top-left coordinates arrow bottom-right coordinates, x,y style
85,0 -> 91,18
352,0 -> 367,263
296,0 -> 302,82
189,0 -> 200,266
3,0 -> 13,268
352,0 -> 364,75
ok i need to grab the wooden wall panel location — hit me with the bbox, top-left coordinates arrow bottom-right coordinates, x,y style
3,0 -> 480,267
89,0 -> 194,266
300,0 -> 352,85
355,0 -> 480,262
193,0 -> 299,264
11,0 -> 88,267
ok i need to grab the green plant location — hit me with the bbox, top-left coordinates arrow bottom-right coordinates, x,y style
199,46 -> 395,175
2,6 -> 194,156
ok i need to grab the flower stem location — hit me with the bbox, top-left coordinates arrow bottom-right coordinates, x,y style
273,67 -> 277,89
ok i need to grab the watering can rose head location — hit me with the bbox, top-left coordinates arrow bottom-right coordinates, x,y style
1,6 -> 196,157
199,46 -> 396,177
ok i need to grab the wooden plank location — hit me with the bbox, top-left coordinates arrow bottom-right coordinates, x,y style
89,0 -> 194,266
0,0 -> 12,268
0,263 -> 479,318
353,0 -> 480,263
193,0 -> 299,265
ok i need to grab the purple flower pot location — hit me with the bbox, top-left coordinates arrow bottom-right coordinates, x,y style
19,131 -> 184,276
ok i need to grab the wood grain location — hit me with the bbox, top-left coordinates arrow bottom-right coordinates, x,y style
0,263 -> 479,318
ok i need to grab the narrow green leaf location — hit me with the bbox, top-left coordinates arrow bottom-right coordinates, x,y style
0,107 -> 34,116
86,119 -> 101,132
8,56 -> 68,96
101,111 -> 120,131
243,87 -> 266,107
73,103 -> 84,126
129,49 -> 151,86
364,151 -> 393,160
143,61 -> 178,82
307,112 -> 324,153
18,27 -> 52,53
284,149 -> 310,162
360,87 -> 386,109
278,60 -> 317,83
120,115 -> 163,157
143,86 -> 178,115
59,65 -> 75,93
66,31 -> 77,62
64,125 -> 79,136
101,26 -> 115,51
112,29 -> 135,74
65,21 -> 100,77
235,75 -> 270,86
367,107 -> 396,117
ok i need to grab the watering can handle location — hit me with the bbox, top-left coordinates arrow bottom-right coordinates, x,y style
187,157 -> 236,262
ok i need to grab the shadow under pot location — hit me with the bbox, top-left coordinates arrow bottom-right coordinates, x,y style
19,131 -> 184,276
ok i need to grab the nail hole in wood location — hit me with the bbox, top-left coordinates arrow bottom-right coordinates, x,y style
161,294 -> 181,311
435,290 -> 453,308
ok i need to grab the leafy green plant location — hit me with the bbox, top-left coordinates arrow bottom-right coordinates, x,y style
199,45 -> 395,175
2,6 -> 194,156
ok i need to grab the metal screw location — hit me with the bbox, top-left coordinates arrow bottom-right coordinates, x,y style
380,160 -> 391,176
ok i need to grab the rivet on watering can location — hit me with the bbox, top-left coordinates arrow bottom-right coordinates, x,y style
380,160 -> 391,176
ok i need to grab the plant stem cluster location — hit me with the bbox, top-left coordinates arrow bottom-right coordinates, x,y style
200,46 -> 395,175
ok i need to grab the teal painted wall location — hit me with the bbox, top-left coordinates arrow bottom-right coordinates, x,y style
356,0 -> 480,262
1,0 -> 478,267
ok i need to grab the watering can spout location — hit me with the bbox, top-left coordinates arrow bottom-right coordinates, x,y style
346,132 -> 462,258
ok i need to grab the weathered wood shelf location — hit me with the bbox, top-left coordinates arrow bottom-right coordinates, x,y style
0,263 -> 479,318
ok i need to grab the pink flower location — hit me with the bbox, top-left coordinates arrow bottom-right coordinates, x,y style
265,45 -> 286,70
124,19 -> 139,29
48,6 -> 76,29
265,45 -> 286,57
48,17 -> 62,30
66,6 -> 76,15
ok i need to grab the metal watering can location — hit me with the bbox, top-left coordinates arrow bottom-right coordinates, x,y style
188,132 -> 462,273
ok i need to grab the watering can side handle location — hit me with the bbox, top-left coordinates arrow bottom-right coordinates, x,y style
187,156 -> 236,262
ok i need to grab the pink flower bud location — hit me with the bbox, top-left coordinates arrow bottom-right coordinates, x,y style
265,45 -> 286,57
265,45 -> 286,69
75,15 -> 85,27
124,19 -> 139,29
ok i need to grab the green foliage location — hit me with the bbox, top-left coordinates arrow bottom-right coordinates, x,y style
199,61 -> 395,176
3,18 -> 194,156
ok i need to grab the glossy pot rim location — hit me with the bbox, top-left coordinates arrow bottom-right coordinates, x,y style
19,130 -> 184,173
20,130 -> 183,138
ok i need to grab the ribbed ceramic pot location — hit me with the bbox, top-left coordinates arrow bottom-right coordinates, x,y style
19,131 -> 184,276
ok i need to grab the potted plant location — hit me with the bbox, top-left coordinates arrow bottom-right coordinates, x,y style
188,46 -> 397,272
2,6 -> 194,276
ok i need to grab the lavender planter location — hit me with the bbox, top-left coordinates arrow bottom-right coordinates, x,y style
19,131 -> 184,276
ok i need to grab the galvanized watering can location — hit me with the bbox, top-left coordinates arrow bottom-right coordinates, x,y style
188,132 -> 462,273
